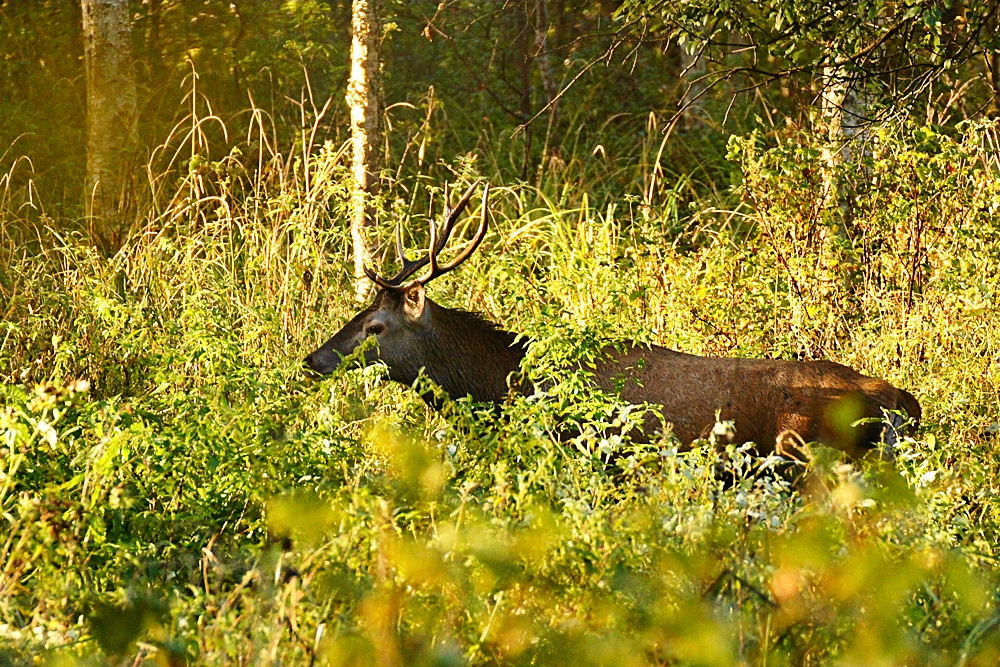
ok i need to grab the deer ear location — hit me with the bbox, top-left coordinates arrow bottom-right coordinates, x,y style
402,284 -> 425,320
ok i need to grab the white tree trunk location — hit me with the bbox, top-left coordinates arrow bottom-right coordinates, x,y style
81,0 -> 138,243
819,65 -> 869,215
347,0 -> 383,301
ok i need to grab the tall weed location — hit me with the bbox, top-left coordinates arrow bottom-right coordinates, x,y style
1,104 -> 999,664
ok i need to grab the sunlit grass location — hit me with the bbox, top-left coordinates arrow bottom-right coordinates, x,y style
0,99 -> 998,665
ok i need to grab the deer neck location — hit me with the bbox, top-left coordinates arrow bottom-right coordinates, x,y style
407,301 -> 526,404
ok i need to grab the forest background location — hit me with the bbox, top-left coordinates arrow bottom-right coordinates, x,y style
1,0 -> 999,664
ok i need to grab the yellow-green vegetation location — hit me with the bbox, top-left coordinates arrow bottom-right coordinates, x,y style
2,1 -> 1000,660
2,107 -> 998,664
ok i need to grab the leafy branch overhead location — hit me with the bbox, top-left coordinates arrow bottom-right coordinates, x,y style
619,0 -> 1000,116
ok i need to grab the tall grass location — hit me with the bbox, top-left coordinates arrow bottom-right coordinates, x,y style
1,82 -> 999,664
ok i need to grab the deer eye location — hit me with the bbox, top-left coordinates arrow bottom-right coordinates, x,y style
365,323 -> 385,336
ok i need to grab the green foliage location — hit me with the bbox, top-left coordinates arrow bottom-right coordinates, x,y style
617,0 -> 999,115
2,3 -> 1000,663
2,109 -> 1000,664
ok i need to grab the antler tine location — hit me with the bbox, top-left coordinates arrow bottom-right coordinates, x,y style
383,222 -> 427,285
370,181 -> 487,290
363,263 -> 398,290
425,181 -> 475,280
413,182 -> 489,286
427,206 -> 439,280
439,181 -> 478,241
382,183 -> 477,285
394,222 -> 408,265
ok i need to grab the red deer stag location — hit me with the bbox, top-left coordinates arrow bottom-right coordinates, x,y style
305,183 -> 921,457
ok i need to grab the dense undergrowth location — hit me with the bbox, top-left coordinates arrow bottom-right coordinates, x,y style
1,105 -> 1000,665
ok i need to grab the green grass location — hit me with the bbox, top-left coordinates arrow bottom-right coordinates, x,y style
1,113 -> 999,665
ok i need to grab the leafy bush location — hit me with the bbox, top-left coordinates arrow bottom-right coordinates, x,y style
2,115 -> 999,664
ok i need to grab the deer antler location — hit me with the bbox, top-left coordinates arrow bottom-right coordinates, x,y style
364,181 -> 490,289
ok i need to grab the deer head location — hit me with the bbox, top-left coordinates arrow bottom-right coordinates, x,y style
304,182 -> 491,378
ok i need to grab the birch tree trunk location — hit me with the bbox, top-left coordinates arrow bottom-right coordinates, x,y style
81,0 -> 137,247
347,0 -> 383,301
820,65 -> 870,216
819,64 -> 848,208
819,65 -> 870,303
